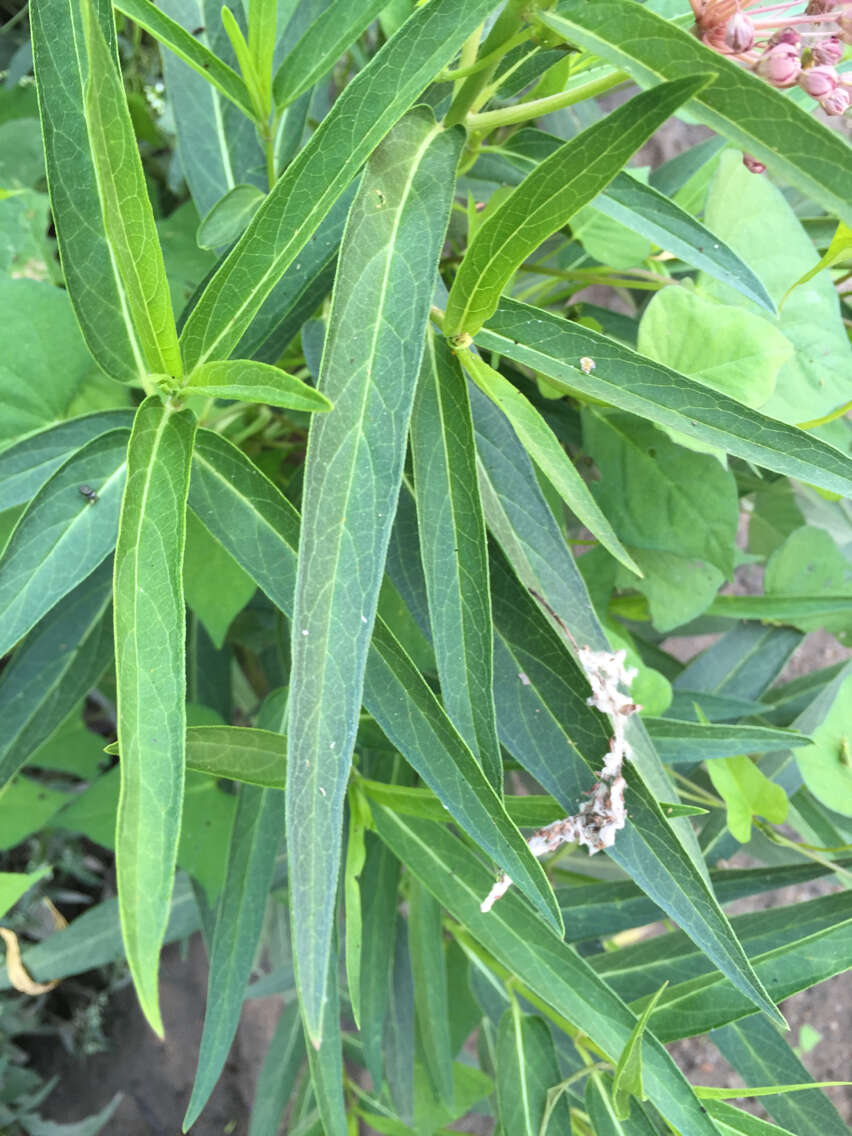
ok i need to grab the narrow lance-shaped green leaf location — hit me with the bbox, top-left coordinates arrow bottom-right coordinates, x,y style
443,74 -> 711,339
409,877 -> 453,1108
112,0 -> 254,116
476,299 -> 852,500
287,107 -> 462,1044
462,349 -> 640,575
114,397 -> 196,1035
187,430 -> 562,942
81,0 -> 182,378
410,332 -> 502,787
611,982 -> 669,1119
183,783 -> 285,1130
31,0 -> 144,381
0,561 -> 113,789
182,358 -> 331,412
179,0 -> 502,370
248,1001 -> 305,1136
495,1003 -> 571,1136
539,3 -> 852,226
272,0 -> 386,110
0,430 -> 129,658
344,785 -> 369,1029
371,808 -> 721,1136
644,719 -> 811,764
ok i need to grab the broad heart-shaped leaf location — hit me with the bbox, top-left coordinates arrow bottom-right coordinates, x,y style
272,0 -> 385,110
0,410 -> 135,512
179,0 -> 501,370
370,808 -> 720,1136
443,74 -> 710,339
287,107 -> 462,1044
410,332 -> 502,787
488,546 -> 785,1029
462,351 -> 639,575
81,0 -> 182,379
31,0 -> 144,382
183,359 -> 331,412
183,784 -> 284,1131
539,4 -> 852,226
582,408 -> 739,577
495,1004 -> 571,1136
475,299 -> 852,499
0,561 -> 112,789
188,432 -> 561,931
112,0 -> 254,116
643,719 -> 810,764
113,397 -> 196,1036
0,429 -> 129,658
470,129 -> 774,314
712,1015 -> 850,1136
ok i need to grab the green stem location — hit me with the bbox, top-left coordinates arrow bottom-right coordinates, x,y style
466,70 -> 629,132
438,28 -> 531,82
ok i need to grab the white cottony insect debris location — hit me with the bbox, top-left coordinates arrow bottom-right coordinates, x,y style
518,672 -> 531,686
301,629 -> 309,636
481,644 -> 639,914
579,356 -> 596,374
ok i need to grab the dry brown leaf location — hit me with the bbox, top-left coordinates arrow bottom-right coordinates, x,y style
0,926 -> 58,995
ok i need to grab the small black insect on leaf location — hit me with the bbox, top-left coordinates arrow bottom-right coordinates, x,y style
78,485 -> 98,504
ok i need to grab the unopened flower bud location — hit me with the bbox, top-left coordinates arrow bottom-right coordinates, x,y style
798,64 -> 838,96
724,11 -> 755,52
768,26 -> 801,47
742,153 -> 767,174
754,42 -> 802,86
811,35 -> 844,65
839,6 -> 852,42
820,86 -> 851,113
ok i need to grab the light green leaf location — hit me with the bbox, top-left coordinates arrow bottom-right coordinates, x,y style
0,775 -> 69,850
0,429 -> 129,657
644,719 -> 810,764
583,409 -> 738,577
31,0 -> 144,381
782,220 -> 852,307
444,75 -> 710,339
157,201 -> 217,316
793,674 -> 852,818
539,4 -> 852,224
615,547 -> 724,633
410,332 -> 502,786
638,288 -> 792,411
706,756 -> 790,842
764,526 -> 852,634
180,0 -> 501,369
197,184 -> 266,250
344,784 -> 369,1029
612,982 -> 668,1118
475,298 -> 852,500
287,107 -> 462,1043
409,877 -> 454,1108
0,410 -> 134,512
704,594 -> 852,623
272,0 -> 386,110
248,1001 -> 305,1136
495,1005 -> 569,1136
189,431 -> 561,936
0,865 -> 51,920
247,0 -> 276,112
219,5 -> 265,119
113,397 -> 196,1035
113,0 -> 254,115
462,352 -> 639,575
748,481 -> 805,560
370,808 -> 720,1136
183,510 -> 256,649
0,561 -> 112,788
81,0 -> 182,378
700,153 -> 852,427
183,783 -> 284,1131
184,358 -> 331,412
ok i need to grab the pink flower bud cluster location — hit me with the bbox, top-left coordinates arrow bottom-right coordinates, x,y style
689,0 -> 851,121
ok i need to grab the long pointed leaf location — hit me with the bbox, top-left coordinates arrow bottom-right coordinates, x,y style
114,398 -> 196,1035
287,107 -> 461,1042
410,332 -> 502,787
0,430 -> 129,657
476,299 -> 852,499
539,3 -> 852,225
443,75 -> 710,339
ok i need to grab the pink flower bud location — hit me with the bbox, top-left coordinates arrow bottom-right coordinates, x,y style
798,64 -> 838,96
768,26 -> 802,47
742,153 -> 767,174
839,7 -> 852,43
724,11 -> 755,52
811,35 -> 844,65
754,42 -> 802,87
820,86 -> 851,113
